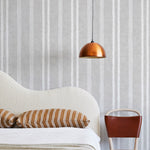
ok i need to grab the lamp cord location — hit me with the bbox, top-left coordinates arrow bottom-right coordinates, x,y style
91,0 -> 94,43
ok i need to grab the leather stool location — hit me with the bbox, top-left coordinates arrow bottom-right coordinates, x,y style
105,109 -> 142,150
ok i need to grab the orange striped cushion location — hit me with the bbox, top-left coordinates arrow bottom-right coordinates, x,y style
0,109 -> 16,128
16,109 -> 90,128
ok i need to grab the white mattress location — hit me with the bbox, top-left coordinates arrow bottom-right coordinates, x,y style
0,127 -> 100,150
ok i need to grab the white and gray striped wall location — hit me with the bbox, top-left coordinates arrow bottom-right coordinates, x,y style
0,0 -> 149,149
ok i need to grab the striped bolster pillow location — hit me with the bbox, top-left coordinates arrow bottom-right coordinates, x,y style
16,109 -> 90,128
0,109 -> 16,128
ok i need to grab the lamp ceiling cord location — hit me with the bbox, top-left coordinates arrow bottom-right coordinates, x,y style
91,0 -> 94,43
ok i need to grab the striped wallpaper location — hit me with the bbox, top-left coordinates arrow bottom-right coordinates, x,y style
0,0 -> 149,149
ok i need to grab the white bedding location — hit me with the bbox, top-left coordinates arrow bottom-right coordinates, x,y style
0,127 -> 100,150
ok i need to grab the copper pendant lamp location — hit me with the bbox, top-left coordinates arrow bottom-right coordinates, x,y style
79,0 -> 106,58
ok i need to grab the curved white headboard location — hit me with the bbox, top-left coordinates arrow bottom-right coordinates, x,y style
0,71 -> 100,135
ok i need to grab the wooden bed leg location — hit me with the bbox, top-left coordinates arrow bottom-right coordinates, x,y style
109,138 -> 113,150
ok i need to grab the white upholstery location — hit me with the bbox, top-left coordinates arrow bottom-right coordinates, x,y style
0,71 -> 100,135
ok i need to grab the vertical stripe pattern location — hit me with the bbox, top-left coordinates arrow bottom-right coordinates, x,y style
141,0 -> 144,150
0,109 -> 16,128
117,0 -> 120,147
0,0 -> 149,149
0,0 -> 4,71
5,0 -> 9,73
87,0 -> 91,92
128,0 -> 133,108
117,0 -> 120,109
100,0 -> 104,108
146,0 -> 149,149
70,0 -> 74,86
17,0 -> 21,83
47,0 -> 50,89
76,0 -> 79,87
42,0 -> 45,90
58,0 -> 63,87
16,109 -> 90,128
29,0 -> 34,89
112,0 -> 116,109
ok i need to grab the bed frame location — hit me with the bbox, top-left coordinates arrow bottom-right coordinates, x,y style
0,71 -> 100,136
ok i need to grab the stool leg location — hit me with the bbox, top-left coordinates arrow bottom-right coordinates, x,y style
134,138 -> 138,150
109,138 -> 113,150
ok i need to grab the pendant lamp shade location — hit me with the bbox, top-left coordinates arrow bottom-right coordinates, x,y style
79,42 -> 106,58
79,0 -> 106,58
